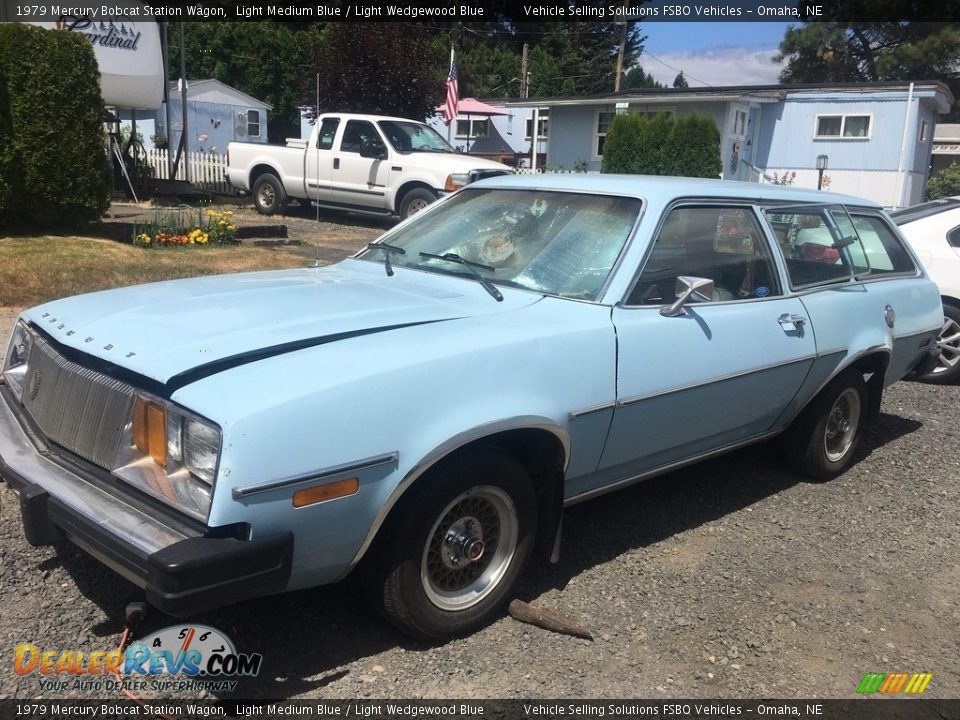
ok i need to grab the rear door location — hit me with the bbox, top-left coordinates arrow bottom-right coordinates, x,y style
590,203 -> 816,490
766,204 -> 940,386
303,116 -> 340,204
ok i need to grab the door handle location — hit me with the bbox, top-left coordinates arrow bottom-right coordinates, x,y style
333,158 -> 340,170
778,313 -> 806,334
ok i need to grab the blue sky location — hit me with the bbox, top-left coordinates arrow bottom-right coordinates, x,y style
638,22 -> 795,87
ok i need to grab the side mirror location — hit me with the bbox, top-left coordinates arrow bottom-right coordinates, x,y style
359,139 -> 387,160
660,276 -> 715,317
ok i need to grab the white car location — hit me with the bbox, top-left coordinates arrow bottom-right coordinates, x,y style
892,197 -> 960,383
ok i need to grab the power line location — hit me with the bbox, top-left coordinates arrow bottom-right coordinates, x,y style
639,51 -> 714,87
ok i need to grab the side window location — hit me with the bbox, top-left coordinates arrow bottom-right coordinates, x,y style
316,118 -> 340,150
949,226 -> 960,249
850,215 -> 916,274
766,205 -> 914,288
340,120 -> 384,154
629,206 -> 782,305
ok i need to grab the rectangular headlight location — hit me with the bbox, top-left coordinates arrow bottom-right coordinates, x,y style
2,321 -> 34,401
114,393 -> 221,520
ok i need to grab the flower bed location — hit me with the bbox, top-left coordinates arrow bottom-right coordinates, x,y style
132,207 -> 238,248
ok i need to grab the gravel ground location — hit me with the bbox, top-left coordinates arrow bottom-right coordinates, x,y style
1,232 -> 958,701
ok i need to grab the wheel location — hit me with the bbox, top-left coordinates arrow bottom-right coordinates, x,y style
366,449 -> 537,641
252,173 -> 287,215
782,368 -> 868,481
398,188 -> 436,221
918,303 -> 960,385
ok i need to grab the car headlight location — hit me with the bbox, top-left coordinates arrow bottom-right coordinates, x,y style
113,394 -> 221,520
444,173 -> 469,192
2,321 -> 34,401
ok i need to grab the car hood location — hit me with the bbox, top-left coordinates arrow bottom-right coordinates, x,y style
22,259 -> 540,389
408,152 -> 510,173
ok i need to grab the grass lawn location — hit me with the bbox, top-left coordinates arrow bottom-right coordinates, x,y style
0,236 -> 312,307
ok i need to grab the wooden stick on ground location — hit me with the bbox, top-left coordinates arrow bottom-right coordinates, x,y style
508,599 -> 594,640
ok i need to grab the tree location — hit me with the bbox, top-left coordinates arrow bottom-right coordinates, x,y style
310,23 -> 445,119
600,113 -> 644,173
927,163 -> 960,199
673,71 -> 689,88
173,22 -> 315,142
623,65 -> 664,89
775,20 -> 960,117
0,24 -> 109,229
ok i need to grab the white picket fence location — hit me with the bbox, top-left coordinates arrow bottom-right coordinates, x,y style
143,149 -> 234,195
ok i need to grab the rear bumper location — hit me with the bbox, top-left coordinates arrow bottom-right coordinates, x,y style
0,389 -> 293,616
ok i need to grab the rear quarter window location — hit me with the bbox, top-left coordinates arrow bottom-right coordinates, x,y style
851,215 -> 917,274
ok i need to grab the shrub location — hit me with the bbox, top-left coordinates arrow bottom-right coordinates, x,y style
634,113 -> 673,175
0,24 -> 109,230
600,113 -> 644,174
927,162 -> 960,200
662,113 -> 722,179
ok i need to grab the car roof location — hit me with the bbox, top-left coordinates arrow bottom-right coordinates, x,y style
470,173 -> 881,209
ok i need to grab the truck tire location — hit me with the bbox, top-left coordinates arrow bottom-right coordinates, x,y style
398,188 -> 436,221
253,173 -> 287,215
917,303 -> 960,384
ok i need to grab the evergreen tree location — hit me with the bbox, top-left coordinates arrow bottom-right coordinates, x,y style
673,71 -> 689,88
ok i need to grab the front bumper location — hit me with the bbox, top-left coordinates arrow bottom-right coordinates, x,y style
0,388 -> 293,616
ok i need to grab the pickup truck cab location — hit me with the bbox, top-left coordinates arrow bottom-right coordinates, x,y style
227,112 -> 512,220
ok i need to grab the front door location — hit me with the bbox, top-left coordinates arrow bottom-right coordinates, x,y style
304,116 -> 340,205
595,203 -> 816,486
330,119 -> 390,210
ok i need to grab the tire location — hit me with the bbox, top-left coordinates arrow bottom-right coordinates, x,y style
252,173 -> 287,215
366,449 -> 537,641
782,368 -> 868,481
917,303 -> 960,385
398,188 -> 436,221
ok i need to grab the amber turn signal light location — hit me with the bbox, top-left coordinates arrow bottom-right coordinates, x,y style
132,397 -> 167,466
292,477 -> 359,508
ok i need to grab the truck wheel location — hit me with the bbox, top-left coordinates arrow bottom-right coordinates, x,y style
398,188 -> 436,221
367,449 -> 537,641
782,368 -> 867,481
252,173 -> 287,215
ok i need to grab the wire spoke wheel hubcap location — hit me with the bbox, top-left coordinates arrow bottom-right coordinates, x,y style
421,486 -> 518,611
824,387 -> 861,463
933,315 -> 960,374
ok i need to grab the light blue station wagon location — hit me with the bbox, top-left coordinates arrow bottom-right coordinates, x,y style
0,175 -> 943,639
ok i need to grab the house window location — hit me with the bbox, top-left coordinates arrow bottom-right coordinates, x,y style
247,109 -> 261,137
733,110 -> 747,136
525,115 -> 549,140
919,119 -> 929,143
455,119 -> 488,139
595,110 -> 616,157
815,114 -> 871,139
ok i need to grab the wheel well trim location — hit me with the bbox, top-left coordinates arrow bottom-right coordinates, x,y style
395,180 -> 438,215
249,163 -> 282,190
337,415 -> 570,579
787,345 -> 890,428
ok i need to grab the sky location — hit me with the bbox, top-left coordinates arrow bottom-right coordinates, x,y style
638,22 -> 794,87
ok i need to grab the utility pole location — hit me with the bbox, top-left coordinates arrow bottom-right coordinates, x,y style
614,7 -> 628,92
520,43 -> 529,99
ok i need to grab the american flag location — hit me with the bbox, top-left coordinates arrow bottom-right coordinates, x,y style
443,48 -> 459,126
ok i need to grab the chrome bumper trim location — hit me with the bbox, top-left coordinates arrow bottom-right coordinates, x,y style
0,394 -> 192,558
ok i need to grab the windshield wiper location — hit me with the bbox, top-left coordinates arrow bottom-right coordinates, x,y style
366,242 -> 406,277
419,251 -> 503,302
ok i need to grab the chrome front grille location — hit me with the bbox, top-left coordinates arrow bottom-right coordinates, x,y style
21,336 -> 135,469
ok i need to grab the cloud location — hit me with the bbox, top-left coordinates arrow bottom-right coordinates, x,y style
642,48 -> 785,87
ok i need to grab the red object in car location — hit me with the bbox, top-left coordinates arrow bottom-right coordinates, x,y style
799,243 -> 840,264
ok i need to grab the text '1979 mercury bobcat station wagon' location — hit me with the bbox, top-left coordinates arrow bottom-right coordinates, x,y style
0,176 -> 943,640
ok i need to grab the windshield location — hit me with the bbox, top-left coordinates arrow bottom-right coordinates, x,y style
359,188 -> 642,301
378,120 -> 455,153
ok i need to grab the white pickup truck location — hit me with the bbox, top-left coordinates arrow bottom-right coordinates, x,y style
227,113 -> 513,220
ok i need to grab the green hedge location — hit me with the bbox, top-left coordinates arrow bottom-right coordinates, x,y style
600,111 -> 721,179
0,24 -> 109,231
927,162 -> 960,200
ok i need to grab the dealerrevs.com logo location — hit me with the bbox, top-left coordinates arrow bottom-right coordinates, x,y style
857,672 -> 933,694
14,624 -> 261,693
